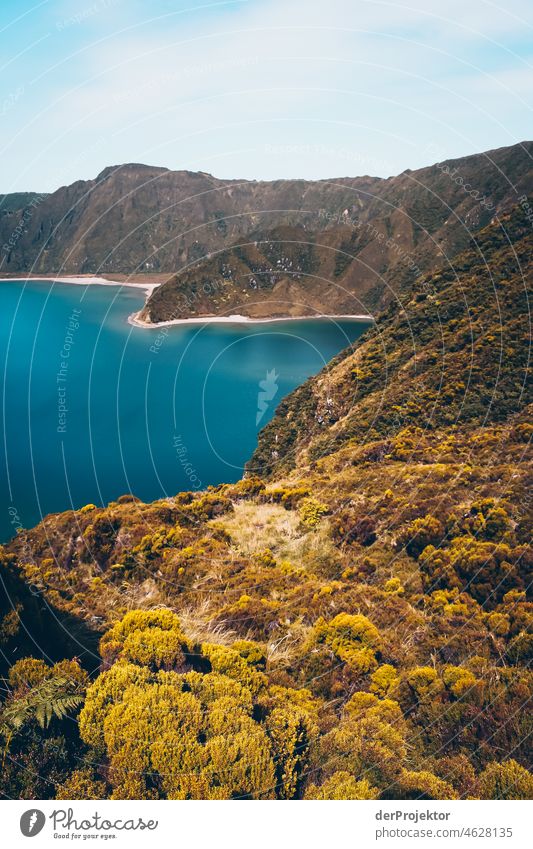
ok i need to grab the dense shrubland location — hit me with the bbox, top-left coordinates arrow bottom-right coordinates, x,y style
0,205 -> 531,799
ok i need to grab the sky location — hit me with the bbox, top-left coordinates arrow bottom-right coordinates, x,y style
0,0 -> 532,192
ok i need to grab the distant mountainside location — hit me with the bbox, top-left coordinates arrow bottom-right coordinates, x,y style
0,192 -> 47,213
1,143 -> 532,318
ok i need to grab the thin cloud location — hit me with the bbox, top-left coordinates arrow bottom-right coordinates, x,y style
0,0 -> 532,191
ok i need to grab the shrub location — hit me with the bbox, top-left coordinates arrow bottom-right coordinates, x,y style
384,577 -> 404,595
182,493 -> 234,523
7,657 -> 88,702
8,658 -> 51,691
404,667 -> 443,702
229,477 -> 266,497
442,665 -> 479,699
344,692 -> 404,727
78,662 -> 152,751
331,512 -> 377,546
305,772 -> 379,799
397,769 -> 457,800
298,498 -> 329,528
487,612 -> 510,636
201,643 -> 267,696
121,628 -> 187,671
232,639 -> 267,669
266,706 -> 315,799
506,632 -> 533,664
56,769 -> 106,800
419,537 -> 530,605
469,499 -> 514,542
80,664 -> 276,799
116,494 -> 141,504
78,610 -> 314,799
397,515 -> 444,559
265,486 -> 310,508
317,695 -> 406,788
477,760 -> 533,800
370,664 -> 400,698
99,609 -> 191,669
434,754 -> 477,797
314,613 -> 382,672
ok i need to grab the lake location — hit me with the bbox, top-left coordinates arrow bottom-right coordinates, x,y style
0,280 -> 370,542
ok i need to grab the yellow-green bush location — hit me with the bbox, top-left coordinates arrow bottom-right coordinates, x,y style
55,769 -> 106,800
442,665 -> 479,700
266,706 -> 315,799
403,666 -> 443,703
311,691 -> 407,791
396,514 -> 444,559
487,612 -> 510,636
344,692 -> 404,728
231,639 -> 267,669
80,663 -> 276,799
8,657 -> 89,694
313,612 -> 382,672
305,772 -> 379,800
8,658 -> 51,691
298,497 -> 329,528
78,662 -> 152,750
384,577 -> 404,595
370,664 -> 400,698
99,609 -> 191,669
77,610 -> 316,799
477,760 -> 533,800
264,486 -> 310,508
397,769 -> 457,800
201,642 -> 267,697
420,537 -> 530,605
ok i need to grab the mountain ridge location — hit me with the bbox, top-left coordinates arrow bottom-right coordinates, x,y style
1,142 -> 532,320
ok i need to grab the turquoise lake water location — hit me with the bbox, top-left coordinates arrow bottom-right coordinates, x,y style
0,281 -> 370,542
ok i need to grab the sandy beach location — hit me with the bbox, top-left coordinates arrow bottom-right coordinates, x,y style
0,274 -> 160,297
128,309 -> 374,329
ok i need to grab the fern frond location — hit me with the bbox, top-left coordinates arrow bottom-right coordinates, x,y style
0,676 -> 83,736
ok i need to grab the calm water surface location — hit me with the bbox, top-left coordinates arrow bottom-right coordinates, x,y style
0,280 -> 370,541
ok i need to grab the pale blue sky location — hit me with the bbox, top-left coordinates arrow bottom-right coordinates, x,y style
1,0 -> 532,191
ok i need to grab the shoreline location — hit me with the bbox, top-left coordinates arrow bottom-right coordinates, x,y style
0,274 -> 160,296
0,275 -> 374,328
128,309 -> 374,329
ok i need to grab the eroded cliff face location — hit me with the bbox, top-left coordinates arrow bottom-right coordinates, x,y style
0,163 -> 378,276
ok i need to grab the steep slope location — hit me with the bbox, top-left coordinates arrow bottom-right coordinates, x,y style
250,201 -> 533,476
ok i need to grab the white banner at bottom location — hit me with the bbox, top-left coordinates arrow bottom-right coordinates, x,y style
2,799 -> 531,849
